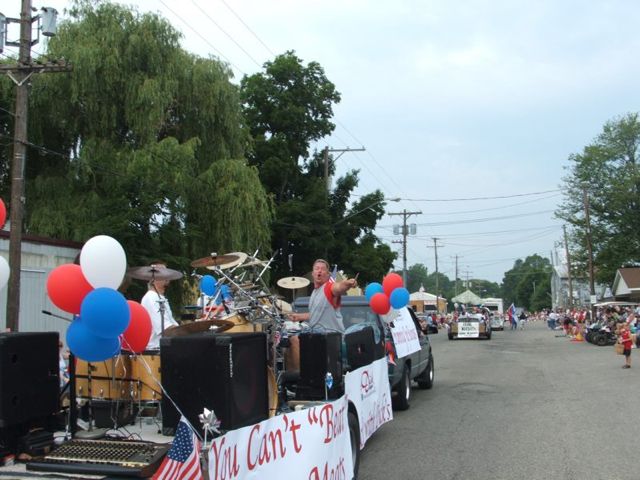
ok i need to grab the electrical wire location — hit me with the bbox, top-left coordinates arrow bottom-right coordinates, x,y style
218,0 -> 276,56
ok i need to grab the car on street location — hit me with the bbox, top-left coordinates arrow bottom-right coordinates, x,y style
292,295 -> 434,411
490,314 -> 504,331
449,313 -> 492,340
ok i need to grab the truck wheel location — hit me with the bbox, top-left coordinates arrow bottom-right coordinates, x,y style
392,364 -> 411,411
417,354 -> 434,390
348,410 -> 360,479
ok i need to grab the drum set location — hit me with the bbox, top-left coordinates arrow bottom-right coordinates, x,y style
73,250 -> 311,429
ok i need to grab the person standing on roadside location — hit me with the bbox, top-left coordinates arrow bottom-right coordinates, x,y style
619,323 -> 633,369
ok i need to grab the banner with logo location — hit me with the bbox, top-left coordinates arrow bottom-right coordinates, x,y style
207,396 -> 353,480
344,357 -> 393,449
389,308 -> 421,358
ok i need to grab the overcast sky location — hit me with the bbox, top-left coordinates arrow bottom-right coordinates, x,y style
16,0 -> 640,285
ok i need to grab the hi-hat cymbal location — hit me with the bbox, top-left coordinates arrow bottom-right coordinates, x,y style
277,276 -> 310,290
127,265 -> 183,281
163,319 -> 235,337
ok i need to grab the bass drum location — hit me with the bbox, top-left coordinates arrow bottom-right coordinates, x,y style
75,354 -> 131,400
129,352 -> 162,402
220,312 -> 263,333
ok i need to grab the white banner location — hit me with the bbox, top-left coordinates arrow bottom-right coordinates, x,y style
344,357 -> 393,449
207,396 -> 353,480
389,309 -> 421,358
457,321 -> 479,338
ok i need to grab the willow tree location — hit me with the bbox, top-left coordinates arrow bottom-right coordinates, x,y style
0,0 -> 272,302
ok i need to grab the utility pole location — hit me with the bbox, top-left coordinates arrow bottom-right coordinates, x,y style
582,188 -> 596,298
323,146 -> 365,195
562,225 -> 573,308
1,3 -> 69,331
453,255 -> 459,295
427,238 -> 444,312
389,209 -> 421,284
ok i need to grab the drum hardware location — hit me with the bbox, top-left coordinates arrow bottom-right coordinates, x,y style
162,319 -> 236,337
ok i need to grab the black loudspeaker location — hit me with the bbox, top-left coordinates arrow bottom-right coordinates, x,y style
161,332 -> 268,433
345,326 -> 383,370
297,332 -> 343,400
0,332 -> 59,428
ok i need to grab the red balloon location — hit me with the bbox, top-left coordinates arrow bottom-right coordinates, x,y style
0,199 -> 6,229
370,292 -> 391,315
382,273 -> 404,297
46,264 -> 93,314
122,301 -> 152,353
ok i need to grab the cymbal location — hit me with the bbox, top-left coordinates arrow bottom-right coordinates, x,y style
277,276 -> 310,290
163,319 -> 235,337
127,265 -> 183,281
238,259 -> 269,268
190,252 -> 247,269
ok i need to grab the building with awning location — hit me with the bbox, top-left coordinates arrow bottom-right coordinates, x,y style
410,285 -> 447,313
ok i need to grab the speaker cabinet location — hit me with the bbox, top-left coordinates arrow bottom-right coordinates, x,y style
297,332 -> 343,400
161,332 -> 268,433
345,325 -> 384,370
0,332 -> 59,428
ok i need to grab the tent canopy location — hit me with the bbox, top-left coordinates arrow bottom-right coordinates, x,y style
451,289 -> 483,305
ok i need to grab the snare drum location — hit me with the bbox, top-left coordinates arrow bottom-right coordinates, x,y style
75,354 -> 131,400
221,312 -> 263,333
130,352 -> 162,402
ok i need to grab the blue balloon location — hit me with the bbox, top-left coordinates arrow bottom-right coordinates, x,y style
66,319 -> 121,362
80,287 -> 130,339
365,282 -> 384,302
200,275 -> 216,296
390,287 -> 410,309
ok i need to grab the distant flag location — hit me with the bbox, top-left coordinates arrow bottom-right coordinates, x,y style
152,416 -> 203,480
508,303 -> 516,322
331,264 -> 338,280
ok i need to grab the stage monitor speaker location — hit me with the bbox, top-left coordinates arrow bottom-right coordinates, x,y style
345,326 -> 381,370
297,332 -> 343,400
0,332 -> 59,428
161,332 -> 268,434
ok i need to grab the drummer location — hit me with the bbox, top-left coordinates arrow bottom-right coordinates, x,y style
141,261 -> 179,350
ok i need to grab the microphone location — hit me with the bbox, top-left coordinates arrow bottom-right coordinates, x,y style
42,310 -> 72,322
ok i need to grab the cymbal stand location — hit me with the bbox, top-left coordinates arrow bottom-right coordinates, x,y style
149,268 -> 168,338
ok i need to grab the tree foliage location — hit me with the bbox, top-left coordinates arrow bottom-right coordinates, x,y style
501,255 -> 552,310
556,113 -> 640,284
240,52 -> 395,281
0,1 -> 272,303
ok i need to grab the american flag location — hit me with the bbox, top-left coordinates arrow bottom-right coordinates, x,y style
152,416 -> 203,480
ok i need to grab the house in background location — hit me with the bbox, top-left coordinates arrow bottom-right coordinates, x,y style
0,230 -> 81,343
410,285 -> 447,313
611,267 -> 640,302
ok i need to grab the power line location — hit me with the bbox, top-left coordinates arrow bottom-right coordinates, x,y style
190,0 -> 263,68
423,193 -> 560,215
157,0 -> 244,75
378,209 -> 555,228
218,0 -> 276,56
398,189 -> 561,202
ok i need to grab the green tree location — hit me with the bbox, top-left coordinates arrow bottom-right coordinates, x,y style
241,52 -> 394,279
501,255 -> 552,310
405,264 -> 429,292
557,113 -> 640,285
0,1 -> 272,303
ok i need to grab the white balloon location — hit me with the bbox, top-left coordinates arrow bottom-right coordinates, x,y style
80,235 -> 127,289
0,257 -> 9,290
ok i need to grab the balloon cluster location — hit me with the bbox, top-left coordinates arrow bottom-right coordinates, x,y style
364,273 -> 410,315
47,236 -> 151,362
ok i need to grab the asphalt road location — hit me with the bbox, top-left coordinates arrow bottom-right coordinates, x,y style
358,321 -> 637,480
